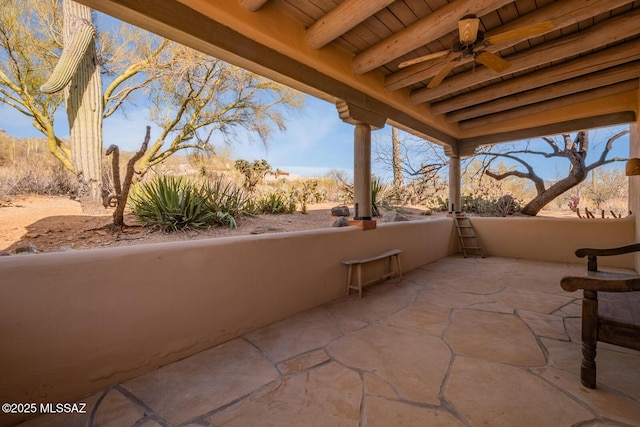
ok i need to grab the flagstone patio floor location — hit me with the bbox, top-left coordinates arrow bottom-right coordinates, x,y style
18,256 -> 640,426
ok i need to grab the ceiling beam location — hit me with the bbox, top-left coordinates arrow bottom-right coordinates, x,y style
239,0 -> 269,12
431,40 -> 640,115
459,112 -> 637,149
351,0 -> 513,75
385,0 -> 636,91
306,0 -> 395,50
449,63 -> 640,122
458,81 -> 639,130
410,8 -> 640,104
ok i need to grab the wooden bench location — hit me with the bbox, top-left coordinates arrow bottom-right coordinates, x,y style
560,243 -> 640,388
342,249 -> 403,298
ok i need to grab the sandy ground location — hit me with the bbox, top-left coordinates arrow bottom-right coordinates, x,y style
0,195 -> 438,254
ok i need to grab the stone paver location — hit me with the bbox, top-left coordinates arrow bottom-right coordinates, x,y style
206,362 -> 361,426
445,309 -> 546,366
445,357 -> 594,426
328,323 -> 451,405
121,338 -> 279,425
17,257 -> 640,427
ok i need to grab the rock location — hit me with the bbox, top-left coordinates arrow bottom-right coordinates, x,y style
15,243 -> 39,254
381,212 -> 409,223
0,250 -> 11,256
250,225 -> 283,235
331,205 -> 350,217
332,217 -> 350,227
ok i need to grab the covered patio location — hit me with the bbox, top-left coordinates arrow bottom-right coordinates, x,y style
17,256 -> 640,426
1,1 -> 640,426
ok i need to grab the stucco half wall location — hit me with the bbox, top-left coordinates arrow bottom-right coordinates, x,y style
0,219 -> 455,425
468,214 -> 635,268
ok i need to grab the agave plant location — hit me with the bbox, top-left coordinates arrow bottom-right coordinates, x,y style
129,176 -> 215,231
371,177 -> 391,217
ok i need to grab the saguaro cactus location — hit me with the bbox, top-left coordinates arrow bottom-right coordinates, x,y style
41,0 -> 103,205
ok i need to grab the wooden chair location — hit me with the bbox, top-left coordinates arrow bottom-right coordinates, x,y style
560,243 -> 640,388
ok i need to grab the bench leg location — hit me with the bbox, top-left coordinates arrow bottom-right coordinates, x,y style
346,265 -> 353,295
356,264 -> 363,298
394,254 -> 402,281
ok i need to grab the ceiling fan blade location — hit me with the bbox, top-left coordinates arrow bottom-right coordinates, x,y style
483,21 -> 554,46
398,50 -> 450,68
475,51 -> 511,73
427,54 -> 460,88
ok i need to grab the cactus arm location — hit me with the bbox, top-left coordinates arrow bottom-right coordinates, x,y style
40,17 -> 96,94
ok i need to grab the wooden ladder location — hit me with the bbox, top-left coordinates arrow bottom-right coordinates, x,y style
454,213 -> 484,258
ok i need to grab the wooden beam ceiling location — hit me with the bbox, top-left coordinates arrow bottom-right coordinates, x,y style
351,0 -> 514,75
305,0 -> 395,50
411,8 -> 640,104
385,0 -> 635,91
431,39 -> 640,116
459,81 -> 639,130
239,0 -> 269,12
450,63 -> 640,123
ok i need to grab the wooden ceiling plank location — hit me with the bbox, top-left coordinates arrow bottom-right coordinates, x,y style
385,0 -> 635,91
239,0 -> 269,12
447,62 -> 640,122
431,38 -> 640,115
458,80 -> 639,130
410,8 -> 640,104
352,0 -> 514,75
305,0 -> 395,49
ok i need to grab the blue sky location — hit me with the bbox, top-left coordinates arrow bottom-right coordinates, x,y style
0,95 -> 630,184
1,89 -> 631,186
1,8 -> 630,185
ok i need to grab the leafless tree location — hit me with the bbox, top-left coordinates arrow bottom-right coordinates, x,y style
476,130 -> 628,215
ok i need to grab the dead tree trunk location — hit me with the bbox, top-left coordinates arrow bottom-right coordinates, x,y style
112,126 -> 150,227
392,127 -> 403,189
483,131 -> 627,216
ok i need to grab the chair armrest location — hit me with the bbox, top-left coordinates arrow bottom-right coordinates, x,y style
561,274 -> 640,292
575,243 -> 640,271
575,243 -> 640,258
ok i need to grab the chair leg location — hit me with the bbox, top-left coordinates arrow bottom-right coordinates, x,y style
581,290 -> 598,388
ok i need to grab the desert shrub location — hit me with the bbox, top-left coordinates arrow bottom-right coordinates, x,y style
289,179 -> 322,214
0,159 -> 76,197
200,176 -> 249,221
460,193 -> 523,216
254,190 -> 296,214
129,175 -> 247,231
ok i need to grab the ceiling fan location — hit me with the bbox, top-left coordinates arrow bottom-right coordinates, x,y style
399,16 -> 554,88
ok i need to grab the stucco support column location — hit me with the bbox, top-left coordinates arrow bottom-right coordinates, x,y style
336,101 -> 386,227
448,154 -> 461,213
353,122 -> 372,219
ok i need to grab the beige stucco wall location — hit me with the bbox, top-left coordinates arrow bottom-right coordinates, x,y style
0,219 -> 455,425
468,215 -> 635,268
1,212 -> 635,426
